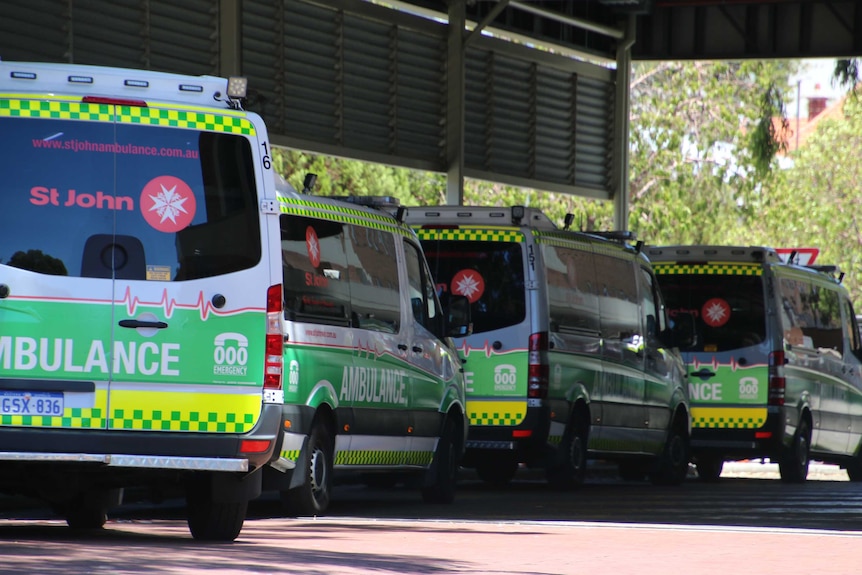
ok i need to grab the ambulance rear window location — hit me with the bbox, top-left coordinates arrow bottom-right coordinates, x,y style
657,274 -> 767,352
421,240 -> 525,334
0,114 -> 260,281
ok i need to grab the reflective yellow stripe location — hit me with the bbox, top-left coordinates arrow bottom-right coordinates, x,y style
279,197 -> 411,237
0,389 -> 108,429
334,450 -> 434,466
0,408 -> 107,428
653,263 -> 763,276
414,227 -> 524,243
280,450 -> 301,461
467,400 -> 527,426
692,406 -> 767,429
109,390 -> 261,433
0,99 -> 112,122
0,97 -> 255,135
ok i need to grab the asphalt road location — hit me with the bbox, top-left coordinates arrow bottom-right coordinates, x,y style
0,462 -> 860,575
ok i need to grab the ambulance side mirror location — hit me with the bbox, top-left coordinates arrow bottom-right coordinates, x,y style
444,294 -> 472,338
666,313 -> 696,349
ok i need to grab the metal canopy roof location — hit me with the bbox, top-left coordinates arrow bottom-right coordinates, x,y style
400,1 -> 861,61
0,0 -> 855,224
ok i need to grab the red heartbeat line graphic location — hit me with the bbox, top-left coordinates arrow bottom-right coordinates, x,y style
457,340 -> 526,358
10,290 -> 263,320
119,286 -> 263,319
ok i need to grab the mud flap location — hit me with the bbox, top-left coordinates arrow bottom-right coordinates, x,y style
210,466 -> 263,502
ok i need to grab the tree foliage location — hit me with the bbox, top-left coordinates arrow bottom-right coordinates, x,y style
755,96 -> 862,306
271,58 -> 862,309
627,59 -> 798,245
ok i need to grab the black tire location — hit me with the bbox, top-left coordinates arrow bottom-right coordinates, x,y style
649,420 -> 690,486
846,446 -> 862,482
618,461 -> 648,482
474,453 -> 519,487
546,418 -> 588,489
186,476 -> 247,542
421,416 -> 460,504
779,418 -> 811,483
282,420 -> 334,516
63,497 -> 108,530
695,457 -> 724,482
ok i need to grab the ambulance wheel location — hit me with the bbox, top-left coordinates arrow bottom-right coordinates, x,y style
474,453 -> 519,487
62,488 -> 121,530
846,449 -> 862,482
283,421 -> 334,516
779,418 -> 811,483
695,457 -> 724,482
649,417 -> 690,486
546,418 -> 588,489
422,416 -> 460,504
186,476 -> 247,541
63,498 -> 107,530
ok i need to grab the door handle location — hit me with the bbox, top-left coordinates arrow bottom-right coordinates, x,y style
119,319 -> 168,329
412,345 -> 423,353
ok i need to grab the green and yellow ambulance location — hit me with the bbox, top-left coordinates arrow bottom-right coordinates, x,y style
264,182 -> 470,515
648,245 -> 862,482
407,206 -> 692,487
0,61 -> 284,540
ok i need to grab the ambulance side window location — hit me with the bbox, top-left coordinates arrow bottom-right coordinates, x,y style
638,266 -> 664,338
842,298 -> 862,359
404,240 -> 442,338
280,215 -> 351,325
347,226 -> 401,333
545,243 -> 599,334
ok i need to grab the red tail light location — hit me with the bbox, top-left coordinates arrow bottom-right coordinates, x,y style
768,350 -> 785,406
528,332 -> 549,399
240,439 -> 273,454
264,284 -> 284,390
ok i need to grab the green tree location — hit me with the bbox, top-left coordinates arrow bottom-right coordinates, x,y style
627,60 -> 798,245
758,95 -> 862,307
272,59 -> 797,245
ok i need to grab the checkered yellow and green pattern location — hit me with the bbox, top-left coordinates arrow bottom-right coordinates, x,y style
0,406 -> 257,432
535,231 -> 635,260
279,196 -> 412,237
692,407 -> 767,429
468,400 -> 527,426
110,408 -> 256,432
414,227 -> 524,243
0,97 -> 255,135
334,450 -> 434,466
652,262 -> 763,276
280,449 -> 301,461
0,408 -> 106,428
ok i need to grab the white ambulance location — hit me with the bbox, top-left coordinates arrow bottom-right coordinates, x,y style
0,61 -> 285,540
263,181 -> 471,515
649,245 -> 862,482
406,206 -> 692,487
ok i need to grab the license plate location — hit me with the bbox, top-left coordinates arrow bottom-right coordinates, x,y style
0,392 -> 64,416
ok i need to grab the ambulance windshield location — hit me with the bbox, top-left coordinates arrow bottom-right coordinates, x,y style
657,274 -> 767,352
0,114 -> 260,281
420,240 -> 526,334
